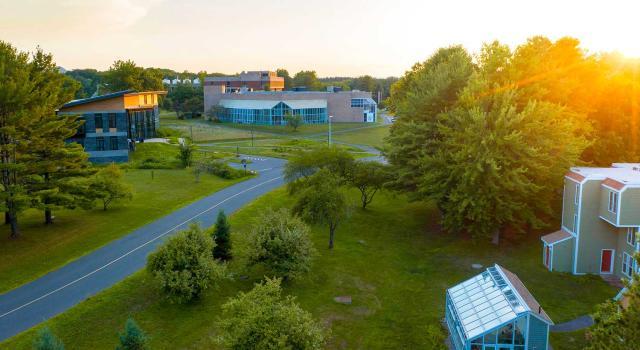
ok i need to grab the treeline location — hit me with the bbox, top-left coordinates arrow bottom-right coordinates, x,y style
385,36 -> 640,242
276,69 -> 397,104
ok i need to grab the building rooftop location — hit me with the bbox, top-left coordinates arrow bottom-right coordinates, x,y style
570,164 -> 640,186
219,99 -> 327,109
447,264 -> 552,340
61,89 -> 135,108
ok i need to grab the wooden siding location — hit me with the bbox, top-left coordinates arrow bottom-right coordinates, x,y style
527,316 -> 549,350
599,187 -> 618,224
562,178 -> 579,232
552,237 -> 575,273
619,187 -> 640,226
59,97 -> 124,113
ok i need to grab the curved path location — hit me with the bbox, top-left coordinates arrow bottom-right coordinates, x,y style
0,157 -> 286,341
549,315 -> 594,332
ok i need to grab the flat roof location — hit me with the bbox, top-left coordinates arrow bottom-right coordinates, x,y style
447,264 -> 552,340
570,165 -> 640,186
219,99 -> 327,109
541,229 -> 573,245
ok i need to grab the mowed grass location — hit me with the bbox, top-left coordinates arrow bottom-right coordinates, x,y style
0,189 -> 616,349
0,168 -> 245,294
329,124 -> 390,149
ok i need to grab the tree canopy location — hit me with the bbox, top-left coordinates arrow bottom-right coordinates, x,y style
102,60 -> 163,93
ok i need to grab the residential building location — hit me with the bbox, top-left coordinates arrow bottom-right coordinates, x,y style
445,264 -> 553,350
204,86 -> 377,124
204,70 -> 285,92
58,90 -> 166,163
542,163 -> 640,280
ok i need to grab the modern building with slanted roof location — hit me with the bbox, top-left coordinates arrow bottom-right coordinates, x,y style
445,264 -> 553,350
58,89 -> 166,163
542,163 -> 640,281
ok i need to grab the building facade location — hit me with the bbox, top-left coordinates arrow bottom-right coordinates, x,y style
204,86 -> 377,124
204,71 -> 285,92
445,264 -> 553,350
542,163 -> 640,281
58,90 -> 166,163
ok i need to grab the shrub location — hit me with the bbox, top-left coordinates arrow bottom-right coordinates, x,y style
246,208 -> 315,280
33,327 -> 64,350
194,159 -> 246,179
116,318 -> 148,350
146,224 -> 226,303
176,142 -> 195,168
218,278 -> 325,349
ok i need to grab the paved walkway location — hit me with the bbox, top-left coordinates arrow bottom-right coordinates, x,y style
549,315 -> 594,332
0,157 -> 286,341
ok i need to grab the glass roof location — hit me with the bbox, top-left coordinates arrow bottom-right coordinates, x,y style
447,265 -> 528,340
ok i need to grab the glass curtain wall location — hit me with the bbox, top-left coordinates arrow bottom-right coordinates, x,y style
220,102 -> 327,125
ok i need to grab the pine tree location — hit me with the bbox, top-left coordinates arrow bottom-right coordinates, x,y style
33,327 -> 65,350
0,42 -> 82,238
212,210 -> 232,261
116,318 -> 148,350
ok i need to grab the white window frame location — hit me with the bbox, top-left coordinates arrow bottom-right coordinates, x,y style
608,191 -> 619,214
574,184 -> 580,205
573,214 -> 578,233
627,228 -> 637,247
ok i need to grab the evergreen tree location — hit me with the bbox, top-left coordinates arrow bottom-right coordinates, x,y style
33,327 -> 64,350
0,41 -> 82,238
212,210 -> 232,261
116,318 -> 148,350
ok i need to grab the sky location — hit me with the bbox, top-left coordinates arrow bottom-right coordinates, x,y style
1,0 -> 639,77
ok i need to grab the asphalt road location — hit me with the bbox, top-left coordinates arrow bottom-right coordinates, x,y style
0,156 -> 286,342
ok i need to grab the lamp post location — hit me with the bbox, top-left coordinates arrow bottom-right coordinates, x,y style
328,115 -> 333,146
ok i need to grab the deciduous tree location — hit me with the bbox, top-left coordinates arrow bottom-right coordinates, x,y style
348,161 -> 391,209
218,278 -> 325,349
86,164 -> 133,211
284,112 -> 302,131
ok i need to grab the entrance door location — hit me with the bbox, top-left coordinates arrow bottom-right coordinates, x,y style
601,249 -> 614,274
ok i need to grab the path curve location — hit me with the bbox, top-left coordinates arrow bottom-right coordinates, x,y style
549,315 -> 594,332
0,157 -> 286,341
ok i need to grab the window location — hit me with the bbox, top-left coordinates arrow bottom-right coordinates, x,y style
94,113 -> 103,132
351,98 -> 364,107
622,252 -> 634,278
144,94 -> 149,104
96,137 -> 105,151
608,191 -> 619,213
573,214 -> 579,232
108,113 -> 117,129
110,136 -> 118,150
627,228 -> 637,247
574,184 -> 580,204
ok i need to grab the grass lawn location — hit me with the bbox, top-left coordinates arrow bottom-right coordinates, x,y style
329,124 -> 390,149
198,138 -> 373,159
0,168 -> 245,294
0,189 -> 616,349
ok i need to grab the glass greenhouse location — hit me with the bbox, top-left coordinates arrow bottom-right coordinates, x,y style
445,264 -> 553,350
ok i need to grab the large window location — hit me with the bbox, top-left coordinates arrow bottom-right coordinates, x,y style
219,102 -> 327,125
96,137 -> 105,151
110,136 -> 118,150
108,113 -> 117,129
468,318 -> 527,350
627,228 -> 637,247
608,191 -> 619,213
94,113 -> 103,132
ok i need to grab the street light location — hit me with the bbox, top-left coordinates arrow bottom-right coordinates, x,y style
328,115 -> 333,146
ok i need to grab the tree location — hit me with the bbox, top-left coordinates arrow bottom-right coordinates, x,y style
176,141 -> 194,168
246,208 -> 315,280
284,146 -> 355,192
146,224 -> 225,303
585,253 -> 640,349
116,318 -> 148,350
0,42 -> 82,238
212,210 -> 232,261
276,68 -> 293,90
218,277 -> 325,349
206,104 -> 226,122
65,69 -> 101,98
87,164 -> 133,211
102,60 -> 163,93
348,161 -> 391,209
167,84 -> 203,119
292,169 -> 347,249
350,75 -> 376,92
284,112 -> 302,131
384,46 -> 475,197
33,327 -> 64,350
293,70 -> 322,91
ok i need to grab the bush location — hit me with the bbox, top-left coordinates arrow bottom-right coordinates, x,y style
176,142 -> 195,168
33,327 -> 64,350
156,127 -> 182,138
116,318 -> 148,350
246,208 -> 315,280
218,278 -> 325,349
194,159 -> 246,179
146,224 -> 226,303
